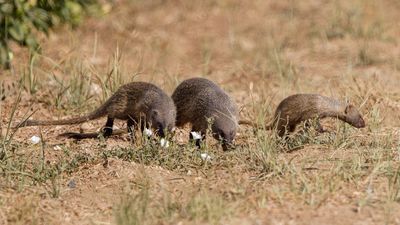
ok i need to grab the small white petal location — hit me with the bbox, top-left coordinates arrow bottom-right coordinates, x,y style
190,131 -> 202,140
30,136 -> 41,144
143,128 -> 153,137
53,145 -> 62,151
200,153 -> 212,161
89,83 -> 102,96
160,138 -> 170,148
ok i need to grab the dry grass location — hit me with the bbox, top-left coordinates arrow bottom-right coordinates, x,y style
1,0 -> 400,224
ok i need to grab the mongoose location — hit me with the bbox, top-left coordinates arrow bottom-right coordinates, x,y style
172,77 -> 238,151
16,82 -> 176,139
239,94 -> 365,137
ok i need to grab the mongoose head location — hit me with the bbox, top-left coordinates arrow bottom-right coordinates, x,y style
343,104 -> 365,128
211,114 -> 238,151
149,108 -> 176,138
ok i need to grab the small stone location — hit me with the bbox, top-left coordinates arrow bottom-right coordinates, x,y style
67,180 -> 76,189
200,153 -> 212,161
30,135 -> 41,144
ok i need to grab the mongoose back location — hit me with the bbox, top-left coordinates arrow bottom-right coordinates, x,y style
172,77 -> 238,151
240,94 -> 365,137
17,82 -> 176,138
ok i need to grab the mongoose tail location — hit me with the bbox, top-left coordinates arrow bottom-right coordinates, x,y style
15,101 -> 109,128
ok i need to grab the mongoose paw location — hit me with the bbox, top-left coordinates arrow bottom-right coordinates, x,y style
222,143 -> 236,151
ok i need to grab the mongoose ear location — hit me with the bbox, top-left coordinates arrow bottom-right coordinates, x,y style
344,105 -> 353,114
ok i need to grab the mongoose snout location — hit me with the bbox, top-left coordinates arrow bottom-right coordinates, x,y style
343,105 -> 365,128
211,115 -> 237,151
149,109 -> 176,138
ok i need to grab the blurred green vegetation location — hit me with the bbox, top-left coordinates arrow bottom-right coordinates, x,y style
0,0 -> 102,69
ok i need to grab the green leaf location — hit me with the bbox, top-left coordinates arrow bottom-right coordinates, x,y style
31,8 -> 50,32
0,0 -> 101,68
24,34 -> 38,50
8,24 -> 25,42
0,42 -> 9,65
0,3 -> 14,14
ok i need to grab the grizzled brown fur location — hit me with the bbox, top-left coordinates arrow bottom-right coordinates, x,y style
172,78 -> 238,151
17,82 -> 176,138
240,94 -> 365,137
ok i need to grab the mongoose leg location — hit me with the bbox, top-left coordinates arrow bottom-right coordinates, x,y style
134,119 -> 153,140
189,132 -> 193,140
101,117 -> 114,137
196,133 -> 206,149
126,118 -> 136,141
139,119 -> 147,133
304,120 -> 312,129
127,118 -> 135,134
304,119 -> 325,133
288,125 -> 296,133
277,123 -> 290,137
276,118 -> 290,137
278,124 -> 296,138
315,121 -> 326,133
222,142 -> 235,151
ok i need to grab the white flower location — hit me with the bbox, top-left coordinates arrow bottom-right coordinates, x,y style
160,138 -> 170,148
190,131 -> 202,140
89,83 -> 102,96
30,135 -> 41,144
200,153 -> 212,161
143,128 -> 153,137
